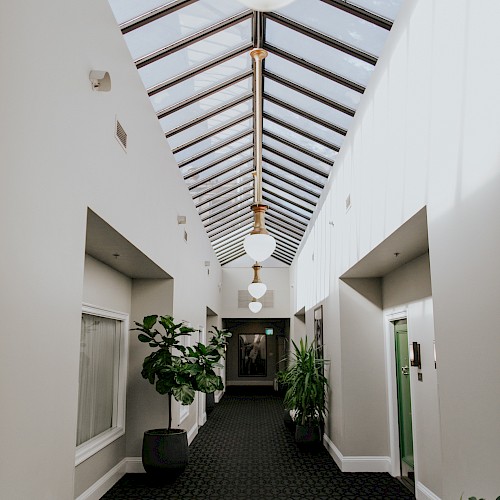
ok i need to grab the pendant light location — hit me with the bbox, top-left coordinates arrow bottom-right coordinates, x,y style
248,263 -> 267,299
249,298 -> 263,313
237,0 -> 296,11
244,48 -> 276,262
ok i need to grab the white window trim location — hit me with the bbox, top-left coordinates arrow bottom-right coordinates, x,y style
75,303 -> 129,466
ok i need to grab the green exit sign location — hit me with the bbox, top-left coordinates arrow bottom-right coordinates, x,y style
265,328 -> 273,336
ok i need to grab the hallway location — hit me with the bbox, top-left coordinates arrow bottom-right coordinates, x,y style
103,387 -> 414,499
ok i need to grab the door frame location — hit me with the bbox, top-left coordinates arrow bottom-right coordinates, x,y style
384,309 -> 407,478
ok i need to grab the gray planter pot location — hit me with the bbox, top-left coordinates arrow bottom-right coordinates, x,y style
142,428 -> 188,479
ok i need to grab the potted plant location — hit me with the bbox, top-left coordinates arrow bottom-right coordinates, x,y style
280,337 -> 329,447
133,315 -> 228,478
198,326 -> 232,414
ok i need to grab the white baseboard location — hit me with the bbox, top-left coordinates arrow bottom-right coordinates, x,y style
78,423 -> 202,499
76,458 -> 127,500
323,433 -> 391,473
125,457 -> 144,473
416,481 -> 441,500
187,422 -> 198,445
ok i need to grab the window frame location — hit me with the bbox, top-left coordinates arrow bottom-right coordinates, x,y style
75,303 -> 129,466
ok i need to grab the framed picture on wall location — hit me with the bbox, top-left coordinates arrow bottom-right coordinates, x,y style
238,334 -> 267,377
314,305 -> 324,362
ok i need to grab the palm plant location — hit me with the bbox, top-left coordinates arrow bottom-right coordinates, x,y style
281,337 -> 329,427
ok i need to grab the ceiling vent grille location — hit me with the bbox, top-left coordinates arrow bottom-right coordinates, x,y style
238,290 -> 274,308
115,119 -> 127,150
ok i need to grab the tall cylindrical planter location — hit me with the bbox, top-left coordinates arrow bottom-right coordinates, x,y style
142,429 -> 188,479
295,424 -> 321,448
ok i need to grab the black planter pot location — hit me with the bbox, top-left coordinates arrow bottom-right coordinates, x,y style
294,424 -> 322,449
142,428 -> 188,479
206,392 -> 215,415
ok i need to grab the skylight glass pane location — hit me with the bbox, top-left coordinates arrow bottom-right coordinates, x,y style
150,54 -> 251,112
180,134 -> 253,172
167,100 -> 253,148
264,192 -> 311,219
108,0 -> 176,25
263,118 -> 337,162
207,213 -> 251,234
278,0 -> 388,56
184,153 -> 252,186
123,0 -> 246,60
195,175 -> 253,206
268,206 -> 308,226
262,135 -> 331,178
266,19 -> 373,86
173,118 -> 253,162
262,173 -> 318,205
138,19 -> 252,89
263,155 -> 328,187
265,53 -> 362,109
264,100 -> 345,148
160,80 -> 252,133
203,200 -> 253,226
212,222 -> 253,245
348,0 -> 403,20
264,78 -> 353,130
201,192 -> 252,218
189,163 -> 253,196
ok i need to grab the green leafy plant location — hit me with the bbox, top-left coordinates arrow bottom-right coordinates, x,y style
132,315 -> 230,432
280,337 -> 329,427
186,326 -> 232,394
460,495 -> 500,500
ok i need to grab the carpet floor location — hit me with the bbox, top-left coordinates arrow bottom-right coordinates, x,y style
102,387 -> 415,499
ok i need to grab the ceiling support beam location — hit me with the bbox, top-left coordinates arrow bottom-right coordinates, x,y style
319,0 -> 392,30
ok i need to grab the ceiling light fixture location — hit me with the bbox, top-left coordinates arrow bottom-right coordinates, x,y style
248,262 -> 267,299
249,298 -> 263,313
243,48 -> 276,262
237,0 -> 296,11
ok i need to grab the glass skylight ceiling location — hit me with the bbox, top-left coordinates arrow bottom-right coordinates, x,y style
109,0 -> 403,266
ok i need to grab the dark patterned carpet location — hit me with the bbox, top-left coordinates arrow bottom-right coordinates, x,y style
102,387 -> 414,499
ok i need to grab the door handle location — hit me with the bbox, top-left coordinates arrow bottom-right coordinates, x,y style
401,366 -> 409,375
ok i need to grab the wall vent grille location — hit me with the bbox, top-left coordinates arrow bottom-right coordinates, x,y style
238,290 -> 274,308
115,120 -> 127,150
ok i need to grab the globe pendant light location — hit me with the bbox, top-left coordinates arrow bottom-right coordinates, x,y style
244,48 -> 276,262
248,262 -> 267,299
249,298 -> 263,313
237,0 -> 296,11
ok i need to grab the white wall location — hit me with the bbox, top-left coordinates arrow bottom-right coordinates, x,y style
0,0 -> 221,498
221,267 -> 290,318
75,255 -> 132,498
292,0 -> 500,496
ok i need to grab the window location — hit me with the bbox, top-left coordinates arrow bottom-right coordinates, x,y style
75,304 -> 128,465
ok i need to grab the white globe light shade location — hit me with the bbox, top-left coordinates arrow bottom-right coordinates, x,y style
244,233 -> 276,262
237,0 -> 295,11
248,281 -> 267,299
249,300 -> 263,313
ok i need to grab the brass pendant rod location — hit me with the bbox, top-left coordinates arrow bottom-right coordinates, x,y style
250,48 -> 268,205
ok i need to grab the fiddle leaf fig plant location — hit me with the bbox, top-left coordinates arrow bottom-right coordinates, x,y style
132,315 -> 231,432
